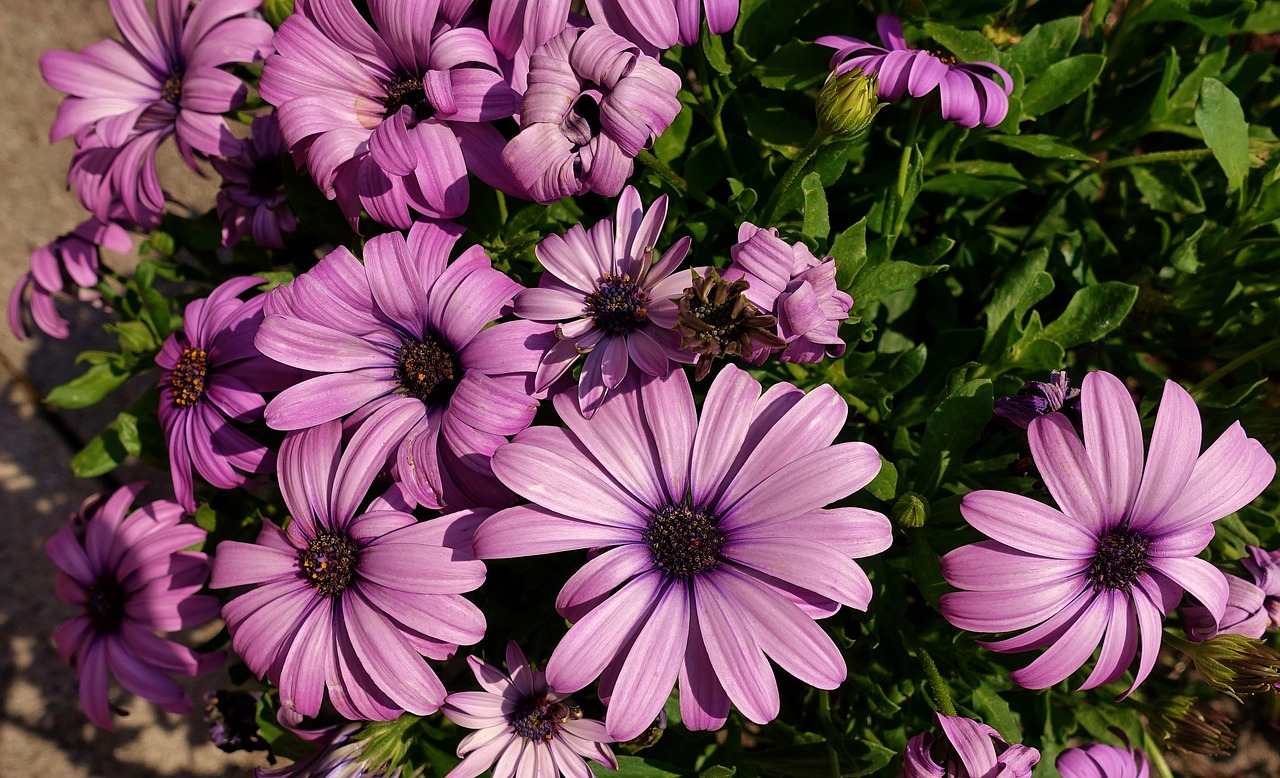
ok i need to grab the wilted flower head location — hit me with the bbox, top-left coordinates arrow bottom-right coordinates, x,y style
676,268 -> 785,379
1183,572 -> 1268,641
46,483 -> 223,730
817,15 -> 1013,128
941,372 -> 1275,693
502,26 -> 682,203
901,713 -> 1039,778
212,113 -> 296,249
586,0 -> 739,51
817,69 -> 881,138
993,371 -> 1081,430
1243,545 -> 1280,629
442,642 -> 617,778
8,218 -> 131,340
1055,743 -> 1149,778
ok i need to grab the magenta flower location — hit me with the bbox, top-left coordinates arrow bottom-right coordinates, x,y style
256,221 -> 550,510
210,411 -> 490,721
46,483 -> 222,730
258,0 -> 524,229
488,0 -> 571,60
587,0 -> 739,51
817,15 -> 1013,129
41,0 -> 272,223
157,276 -> 299,513
1182,573 -> 1268,641
1243,545 -> 1280,629
474,365 -> 893,740
941,371 -> 1276,692
514,186 -> 693,418
66,132 -> 167,228
1055,743 -> 1149,778
901,714 -> 1039,778
501,26 -> 682,203
442,642 -> 617,778
726,222 -> 853,364
993,371 -> 1081,431
255,723 -> 407,778
212,114 -> 297,249
8,218 -> 131,340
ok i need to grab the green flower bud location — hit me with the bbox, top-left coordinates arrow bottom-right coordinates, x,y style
893,492 -> 930,529
1147,696 -> 1235,757
263,0 -> 294,28
1183,634 -> 1280,700
816,69 -> 881,139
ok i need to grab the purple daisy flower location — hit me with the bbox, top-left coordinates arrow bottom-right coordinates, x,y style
726,222 -> 853,364
157,276 -> 299,513
501,26 -> 682,203
46,482 -> 223,730
1182,573 -> 1268,641
1243,545 -> 1280,629
256,221 -> 550,510
488,0 -> 571,60
212,113 -> 297,249
41,0 -> 273,222
256,722 -> 406,778
8,218 -> 131,340
474,364 -> 893,740
258,0 -> 524,229
442,641 -> 617,778
65,131 -> 167,228
587,0 -> 738,51
210,411 -> 490,721
514,185 -> 693,418
901,714 -> 1039,778
1055,743 -> 1149,778
993,370 -> 1082,431
817,15 -> 1013,129
941,371 -> 1276,693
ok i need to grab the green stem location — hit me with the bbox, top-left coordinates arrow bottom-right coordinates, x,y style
711,87 -> 740,178
762,129 -> 831,223
889,102 -> 924,243
495,190 -> 508,225
919,647 -> 957,716
1190,335 -> 1280,397
636,150 -> 688,195
817,690 -> 842,778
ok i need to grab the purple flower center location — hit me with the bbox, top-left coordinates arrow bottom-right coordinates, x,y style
85,574 -> 126,632
395,334 -> 461,406
299,530 -> 359,597
381,75 -> 435,122
584,274 -> 650,334
171,347 -> 209,407
1087,528 -> 1152,591
248,160 -> 285,198
161,74 -> 183,106
561,94 -> 603,148
509,698 -> 577,743
643,502 -> 725,578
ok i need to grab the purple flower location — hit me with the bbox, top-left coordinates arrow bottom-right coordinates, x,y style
488,0 -> 572,60
941,371 -> 1276,693
210,411 -> 490,721
901,714 -> 1039,778
1182,573 -> 1268,641
1055,743 -> 1149,778
41,0 -> 273,223
817,15 -> 1013,129
993,371 -> 1081,430
256,221 -> 550,510
474,365 -> 893,740
442,641 -> 617,778
8,218 -> 131,340
258,0 -> 524,229
586,0 -> 739,51
501,26 -> 682,203
726,222 -> 853,364
1242,545 -> 1280,629
46,483 -> 223,730
204,689 -> 270,755
514,186 -> 693,418
65,131 -> 167,228
256,723 -> 405,778
157,276 -> 298,513
212,114 -> 297,249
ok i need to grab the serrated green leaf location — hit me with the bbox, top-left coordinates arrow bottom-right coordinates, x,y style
1020,55 -> 1106,118
801,172 -> 829,240
986,134 -> 1094,162
46,361 -> 131,409
1039,282 -> 1139,348
1195,78 -> 1250,192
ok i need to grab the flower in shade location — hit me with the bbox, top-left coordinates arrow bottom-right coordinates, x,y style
65,132 -> 167,228
256,723 -> 405,778
816,15 -> 1013,129
258,0 -> 524,229
726,222 -> 853,364
1148,697 -> 1235,756
474,365 -> 893,740
210,410 -> 490,721
1182,573 -> 1267,641
1055,743 -> 1149,778
41,0 -> 273,223
1242,545 -> 1280,629
993,371 -> 1081,431
941,371 -> 1276,693
203,689 -> 271,755
158,276 -> 298,512
8,218 -> 131,340
442,641 -> 617,778
46,482 -> 223,730
901,714 -> 1039,778
213,113 -> 297,249
501,26 -> 682,203
514,186 -> 693,417
586,0 -> 739,51
256,221 -> 550,510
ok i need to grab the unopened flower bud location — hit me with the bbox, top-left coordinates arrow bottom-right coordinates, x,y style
816,69 -> 881,139
1147,696 -> 1235,757
1172,632 -> 1280,700
893,492 -> 929,528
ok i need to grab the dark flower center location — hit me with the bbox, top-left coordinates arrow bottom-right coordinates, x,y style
584,274 -> 649,334
643,502 -> 725,578
509,699 -> 578,743
562,95 -> 603,147
677,269 -> 784,378
395,334 -> 461,405
299,530 -> 359,597
171,347 -> 209,408
247,159 -> 285,198
381,75 -> 435,122
86,574 -> 126,632
162,74 -> 183,105
1087,527 -> 1152,591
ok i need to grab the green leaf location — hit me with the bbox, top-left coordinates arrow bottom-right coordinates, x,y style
601,756 -> 688,778
970,686 -> 1020,743
801,172 -> 829,240
1129,164 -> 1207,213
985,134 -> 1094,162
865,458 -> 898,501
1171,219 -> 1207,274
752,40 -> 828,91
850,261 -> 946,309
1133,0 -> 1258,35
1020,55 -> 1106,118
700,767 -> 736,778
701,31 -> 732,75
727,179 -> 758,213
45,361 -> 131,409
983,248 -> 1050,347
1039,282 -> 1139,348
1195,78 -> 1250,192
908,532 -> 947,609
1003,18 -> 1080,80
653,103 -> 694,163
913,379 -> 994,496
830,218 -> 868,290
71,412 -> 140,478
921,22 -> 998,63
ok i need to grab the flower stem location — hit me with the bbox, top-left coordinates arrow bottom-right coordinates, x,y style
817,690 -> 842,778
636,150 -> 688,195
918,647 -> 957,716
762,129 -> 832,224
889,102 -> 924,243
1191,335 -> 1280,397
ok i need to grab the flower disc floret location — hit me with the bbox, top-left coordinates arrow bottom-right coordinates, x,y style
299,530 -> 359,597
644,502 -> 725,578
584,274 -> 650,334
